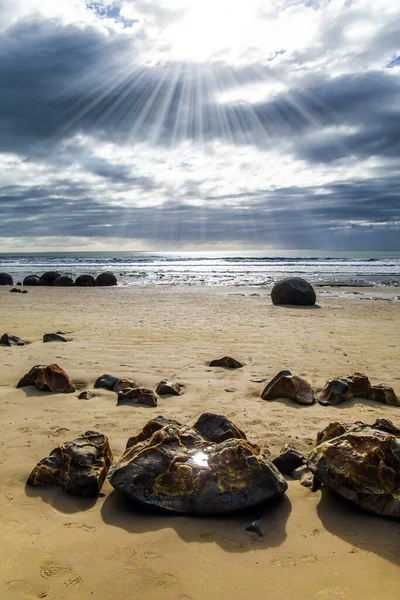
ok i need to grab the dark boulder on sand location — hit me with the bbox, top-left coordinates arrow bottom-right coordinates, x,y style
75,274 -> 96,287
39,271 -> 61,286
0,273 -> 13,285
318,373 -> 399,407
272,444 -> 306,475
192,412 -> 247,443
0,333 -> 24,346
156,379 -> 182,396
262,370 -> 315,405
108,415 -> 287,514
53,275 -> 74,287
94,374 -> 120,391
209,356 -> 243,369
17,363 -> 75,393
271,277 -> 316,306
113,378 -> 140,393
27,430 -> 112,497
43,333 -> 67,343
23,275 -> 39,286
308,418 -> 400,519
95,272 -> 117,286
117,387 -> 158,407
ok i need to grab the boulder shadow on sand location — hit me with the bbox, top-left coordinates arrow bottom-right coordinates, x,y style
100,490 -> 291,553
25,484 -> 98,514
316,488 -> 400,567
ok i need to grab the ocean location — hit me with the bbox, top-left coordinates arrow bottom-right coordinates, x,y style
1,250 -> 400,287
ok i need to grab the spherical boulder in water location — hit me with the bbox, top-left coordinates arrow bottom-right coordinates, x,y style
39,271 -> 61,286
23,275 -> 40,286
271,277 -> 316,306
0,272 -> 13,285
53,275 -> 74,286
95,272 -> 117,286
75,274 -> 96,287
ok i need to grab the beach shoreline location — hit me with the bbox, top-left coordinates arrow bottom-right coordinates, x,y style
1,284 -> 400,599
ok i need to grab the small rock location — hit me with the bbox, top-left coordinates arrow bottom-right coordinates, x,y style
370,384 -> 400,406
272,445 -> 306,475
192,412 -> 247,443
319,373 -> 371,406
251,378 -> 267,383
10,288 -> 27,293
113,378 -> 140,393
261,370 -> 315,405
209,356 -> 243,369
27,430 -> 112,496
156,379 -> 182,396
17,364 -> 75,393
94,374 -> 120,391
43,333 -> 67,343
117,387 -> 158,407
291,464 -> 313,484
0,333 -> 24,346
246,520 -> 263,537
78,390 -> 96,400
224,388 -> 236,393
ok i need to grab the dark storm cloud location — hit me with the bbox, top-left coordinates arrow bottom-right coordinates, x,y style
1,175 -> 399,249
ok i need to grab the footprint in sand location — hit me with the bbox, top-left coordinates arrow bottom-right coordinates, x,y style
39,559 -> 72,580
271,554 -> 318,567
5,579 -> 48,599
63,522 -> 96,533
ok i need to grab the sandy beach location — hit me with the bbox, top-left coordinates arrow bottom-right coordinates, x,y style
1,284 -> 400,600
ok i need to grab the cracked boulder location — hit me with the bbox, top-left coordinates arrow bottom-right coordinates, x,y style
108,415 -> 287,515
308,419 -> 400,519
17,364 -> 75,393
27,431 -> 112,497
261,370 -> 315,405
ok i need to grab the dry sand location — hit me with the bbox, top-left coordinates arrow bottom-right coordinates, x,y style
1,285 -> 399,600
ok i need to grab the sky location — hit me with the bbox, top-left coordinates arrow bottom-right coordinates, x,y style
0,0 -> 399,251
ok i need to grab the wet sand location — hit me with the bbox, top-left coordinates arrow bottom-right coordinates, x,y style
1,285 -> 400,600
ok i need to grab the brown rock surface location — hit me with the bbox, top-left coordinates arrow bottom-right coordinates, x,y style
155,379 -> 182,395
78,390 -> 96,400
27,430 -> 112,497
308,419 -> 400,518
17,364 -> 75,393
117,387 -> 158,407
113,378 -> 140,393
209,356 -> 243,369
261,370 -> 315,405
371,384 -> 400,406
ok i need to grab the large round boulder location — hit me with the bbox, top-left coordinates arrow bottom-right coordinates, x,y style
95,272 -> 117,286
53,275 -> 74,286
75,274 -> 96,287
308,418 -> 400,519
0,272 -> 13,285
108,415 -> 287,514
39,271 -> 61,286
271,277 -> 316,306
23,275 -> 40,286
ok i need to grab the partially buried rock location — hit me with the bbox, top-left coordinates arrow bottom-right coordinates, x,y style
27,430 -> 112,497
94,374 -> 120,391
371,384 -> 400,406
156,379 -> 182,396
271,277 -> 316,306
75,274 -> 96,287
193,412 -> 247,443
78,390 -> 96,400
0,272 -> 13,285
261,370 -> 315,405
43,333 -> 67,343
209,356 -> 243,369
272,444 -> 306,475
39,271 -> 61,286
23,275 -> 39,286
113,378 -> 140,393
53,275 -> 74,287
108,415 -> 287,514
10,287 -> 27,293
117,387 -> 158,407
0,333 -> 24,346
96,272 -> 117,286
308,418 -> 400,518
17,364 -> 75,393
318,373 -> 371,406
